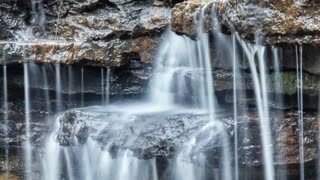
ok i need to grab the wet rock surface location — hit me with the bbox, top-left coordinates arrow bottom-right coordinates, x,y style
56,107 -> 319,167
171,0 -> 320,44
57,107 -> 211,158
0,0 -> 170,66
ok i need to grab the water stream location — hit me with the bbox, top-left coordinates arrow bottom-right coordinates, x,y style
296,46 -> 304,180
2,65 -> 9,180
1,1 -> 319,180
23,63 -> 32,180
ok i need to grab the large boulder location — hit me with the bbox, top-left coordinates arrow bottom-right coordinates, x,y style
55,106 -> 319,167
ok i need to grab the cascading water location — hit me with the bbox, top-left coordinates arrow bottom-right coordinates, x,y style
55,63 -> 62,112
2,1 -> 320,180
23,63 -> 32,180
42,65 -> 51,114
106,68 -> 111,104
101,68 -> 105,104
238,36 -> 275,180
296,46 -> 304,180
232,35 -> 239,180
68,66 -> 74,104
81,67 -> 84,107
2,65 -> 9,179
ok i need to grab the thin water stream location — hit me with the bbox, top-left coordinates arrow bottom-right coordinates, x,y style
23,63 -> 32,180
3,65 -> 9,180
296,46 -> 304,180
1,1 -> 319,180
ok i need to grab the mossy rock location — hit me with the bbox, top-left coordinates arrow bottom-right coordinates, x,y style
0,174 -> 20,180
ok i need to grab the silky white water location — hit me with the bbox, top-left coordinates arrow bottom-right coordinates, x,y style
2,1 -> 317,179
24,63 -> 32,180
81,67 -> 84,107
237,35 -> 275,180
42,65 -> 51,113
55,63 -> 62,112
106,68 -> 111,104
232,35 -> 239,180
3,65 -> 9,180
296,46 -> 304,180
101,68 -> 105,104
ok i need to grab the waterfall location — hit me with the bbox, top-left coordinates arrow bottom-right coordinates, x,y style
171,5 -> 231,180
232,35 -> 239,180
3,65 -> 9,179
42,65 -> 51,114
81,67 -> 84,107
42,116 -> 61,180
237,35 -> 275,180
31,0 -> 46,31
55,63 -> 62,112
106,68 -> 111,104
2,1 -> 318,179
296,46 -> 304,180
68,66 -> 74,104
23,63 -> 32,180
101,68 -> 105,104
41,132 -> 159,180
272,48 -> 287,180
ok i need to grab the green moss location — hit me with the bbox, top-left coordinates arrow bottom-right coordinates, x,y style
269,72 -> 320,96
281,72 -> 297,95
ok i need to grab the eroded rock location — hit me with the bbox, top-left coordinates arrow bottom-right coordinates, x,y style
56,107 -> 320,166
0,0 -> 170,66
171,0 -> 320,44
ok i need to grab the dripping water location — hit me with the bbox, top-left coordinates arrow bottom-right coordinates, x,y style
42,65 -> 51,114
101,68 -> 105,104
232,35 -> 239,180
3,65 -> 9,179
24,63 -> 32,180
238,35 -> 275,180
272,47 -> 287,180
55,63 -> 62,112
68,66 -> 73,105
55,0 -> 64,39
296,45 -> 304,180
81,67 -> 84,107
106,68 -> 111,104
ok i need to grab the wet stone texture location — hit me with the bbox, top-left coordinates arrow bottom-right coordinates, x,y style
56,107 -> 319,168
0,0 -> 170,66
171,0 -> 320,44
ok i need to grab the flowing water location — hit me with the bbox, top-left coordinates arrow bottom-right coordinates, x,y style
55,63 -> 62,112
81,67 -> 84,107
296,46 -> 304,180
42,65 -> 51,113
237,36 -> 275,180
23,63 -> 32,180
101,68 -> 105,104
2,65 -> 9,179
106,68 -> 111,104
1,1 -> 319,180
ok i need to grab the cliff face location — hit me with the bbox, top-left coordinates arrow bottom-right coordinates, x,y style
171,0 -> 320,44
0,0 -> 176,66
